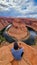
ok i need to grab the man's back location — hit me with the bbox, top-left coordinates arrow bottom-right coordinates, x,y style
11,48 -> 23,60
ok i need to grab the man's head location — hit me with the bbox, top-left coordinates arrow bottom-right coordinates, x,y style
14,42 -> 19,50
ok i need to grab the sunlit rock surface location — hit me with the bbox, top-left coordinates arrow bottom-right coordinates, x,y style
0,18 -> 9,31
0,42 -> 37,65
7,21 -> 29,41
0,17 -> 37,31
0,17 -> 37,65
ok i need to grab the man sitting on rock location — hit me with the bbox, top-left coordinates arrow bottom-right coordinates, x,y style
11,42 -> 24,60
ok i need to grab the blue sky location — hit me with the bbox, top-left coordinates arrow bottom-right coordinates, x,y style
34,0 -> 37,3
0,0 -> 37,18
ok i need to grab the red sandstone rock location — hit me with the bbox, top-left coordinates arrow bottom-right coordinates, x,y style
0,42 -> 37,65
0,61 -> 11,65
7,21 -> 29,41
0,18 -> 9,31
0,46 -> 14,63
0,17 -> 37,31
0,22 -> 4,30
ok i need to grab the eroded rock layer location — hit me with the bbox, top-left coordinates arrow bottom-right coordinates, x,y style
0,17 -> 37,31
7,21 -> 29,40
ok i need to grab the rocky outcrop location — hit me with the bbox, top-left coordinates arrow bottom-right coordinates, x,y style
0,17 -> 37,31
7,21 -> 29,41
0,18 -> 9,31
13,18 -> 37,31
0,41 -> 37,65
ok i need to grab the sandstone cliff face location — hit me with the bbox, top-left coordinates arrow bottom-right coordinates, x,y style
0,18 -> 9,30
0,42 -> 37,65
7,21 -> 29,41
0,17 -> 37,31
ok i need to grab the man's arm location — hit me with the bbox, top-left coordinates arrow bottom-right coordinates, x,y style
21,52 -> 24,57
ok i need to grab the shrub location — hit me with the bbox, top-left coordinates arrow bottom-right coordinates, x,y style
0,35 -> 6,43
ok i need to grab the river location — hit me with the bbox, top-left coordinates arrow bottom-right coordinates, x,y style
3,25 -> 37,45
23,27 -> 37,45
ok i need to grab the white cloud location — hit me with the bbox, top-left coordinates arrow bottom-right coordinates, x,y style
0,0 -> 37,18
16,14 -> 37,18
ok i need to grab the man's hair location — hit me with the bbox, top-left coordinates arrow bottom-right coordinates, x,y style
14,42 -> 19,50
